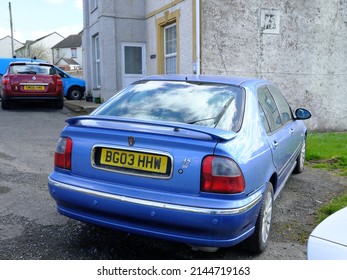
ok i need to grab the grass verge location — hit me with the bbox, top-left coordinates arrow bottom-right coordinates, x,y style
306,132 -> 347,222
306,132 -> 347,176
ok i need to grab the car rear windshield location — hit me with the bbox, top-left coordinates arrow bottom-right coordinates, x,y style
9,64 -> 56,75
94,80 -> 245,132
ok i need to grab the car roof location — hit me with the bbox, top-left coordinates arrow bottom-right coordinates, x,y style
141,74 -> 269,87
0,57 -> 41,74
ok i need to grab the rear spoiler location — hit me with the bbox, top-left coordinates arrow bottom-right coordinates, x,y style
66,115 -> 237,142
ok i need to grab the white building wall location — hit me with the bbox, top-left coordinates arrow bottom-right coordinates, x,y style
53,47 -> 83,67
201,0 -> 347,131
99,16 -> 118,100
0,36 -> 23,57
31,33 -> 64,63
35,33 -> 64,50
76,47 -> 83,66
178,2 -> 194,74
146,0 -> 194,75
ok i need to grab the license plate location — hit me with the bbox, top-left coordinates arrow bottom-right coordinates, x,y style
23,85 -> 44,91
99,148 -> 169,174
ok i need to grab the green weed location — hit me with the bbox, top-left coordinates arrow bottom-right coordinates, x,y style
306,132 -> 347,219
306,132 -> 347,176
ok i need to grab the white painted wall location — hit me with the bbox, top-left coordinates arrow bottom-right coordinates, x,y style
146,0 -> 194,75
0,36 -> 24,57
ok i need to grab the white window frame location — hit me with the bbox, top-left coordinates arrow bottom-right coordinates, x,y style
71,48 -> 77,58
121,42 -> 146,88
93,34 -> 101,88
90,0 -> 98,12
164,23 -> 177,74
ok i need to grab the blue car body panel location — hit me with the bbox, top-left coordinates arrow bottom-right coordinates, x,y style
49,173 -> 264,247
48,75 -> 309,249
53,66 -> 85,98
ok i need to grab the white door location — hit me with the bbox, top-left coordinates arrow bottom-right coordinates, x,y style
122,43 -> 146,88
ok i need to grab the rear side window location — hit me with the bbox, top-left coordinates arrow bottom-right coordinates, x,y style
258,102 -> 271,134
257,85 -> 282,132
55,68 -> 69,78
94,80 -> 245,132
267,84 -> 293,125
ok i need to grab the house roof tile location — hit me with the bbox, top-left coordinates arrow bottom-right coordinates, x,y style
52,34 -> 82,49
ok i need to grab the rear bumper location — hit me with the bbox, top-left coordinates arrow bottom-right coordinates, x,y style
2,89 -> 63,101
3,95 -> 62,101
48,175 -> 264,248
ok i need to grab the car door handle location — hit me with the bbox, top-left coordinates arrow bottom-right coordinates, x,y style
273,141 -> 279,149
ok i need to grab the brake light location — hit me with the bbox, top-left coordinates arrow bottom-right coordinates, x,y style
54,137 -> 72,170
56,77 -> 62,86
201,156 -> 245,194
2,76 -> 10,85
55,76 -> 63,92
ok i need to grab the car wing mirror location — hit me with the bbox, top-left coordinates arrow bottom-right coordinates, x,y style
295,108 -> 312,120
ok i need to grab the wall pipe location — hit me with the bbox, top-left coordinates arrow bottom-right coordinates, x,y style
195,0 -> 201,75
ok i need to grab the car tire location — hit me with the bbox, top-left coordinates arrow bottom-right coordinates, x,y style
242,182 -> 274,254
54,98 -> 64,109
67,87 -> 83,100
1,100 -> 10,110
293,137 -> 306,174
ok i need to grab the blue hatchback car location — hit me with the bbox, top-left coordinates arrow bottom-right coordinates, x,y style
48,75 -> 311,253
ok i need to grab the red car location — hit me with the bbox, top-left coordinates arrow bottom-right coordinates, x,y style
0,61 -> 64,109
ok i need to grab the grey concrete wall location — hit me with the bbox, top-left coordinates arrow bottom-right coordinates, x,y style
201,0 -> 347,131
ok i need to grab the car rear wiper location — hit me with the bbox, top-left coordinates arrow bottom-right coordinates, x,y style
187,117 -> 216,124
18,71 -> 37,74
213,97 -> 235,127
188,98 -> 235,126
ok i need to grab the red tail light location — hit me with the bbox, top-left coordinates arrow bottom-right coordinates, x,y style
201,156 -> 245,194
54,137 -> 72,170
56,77 -> 63,86
2,76 -> 10,85
56,76 -> 63,91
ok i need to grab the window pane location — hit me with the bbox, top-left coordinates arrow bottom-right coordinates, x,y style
257,86 -> 282,131
9,64 -> 55,75
258,102 -> 271,134
125,46 -> 142,75
164,24 -> 177,74
95,36 -> 100,60
94,35 -> 101,88
71,48 -> 77,58
267,85 -> 293,124
96,61 -> 101,87
95,81 -> 244,132
165,56 -> 176,74
165,25 -> 176,55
